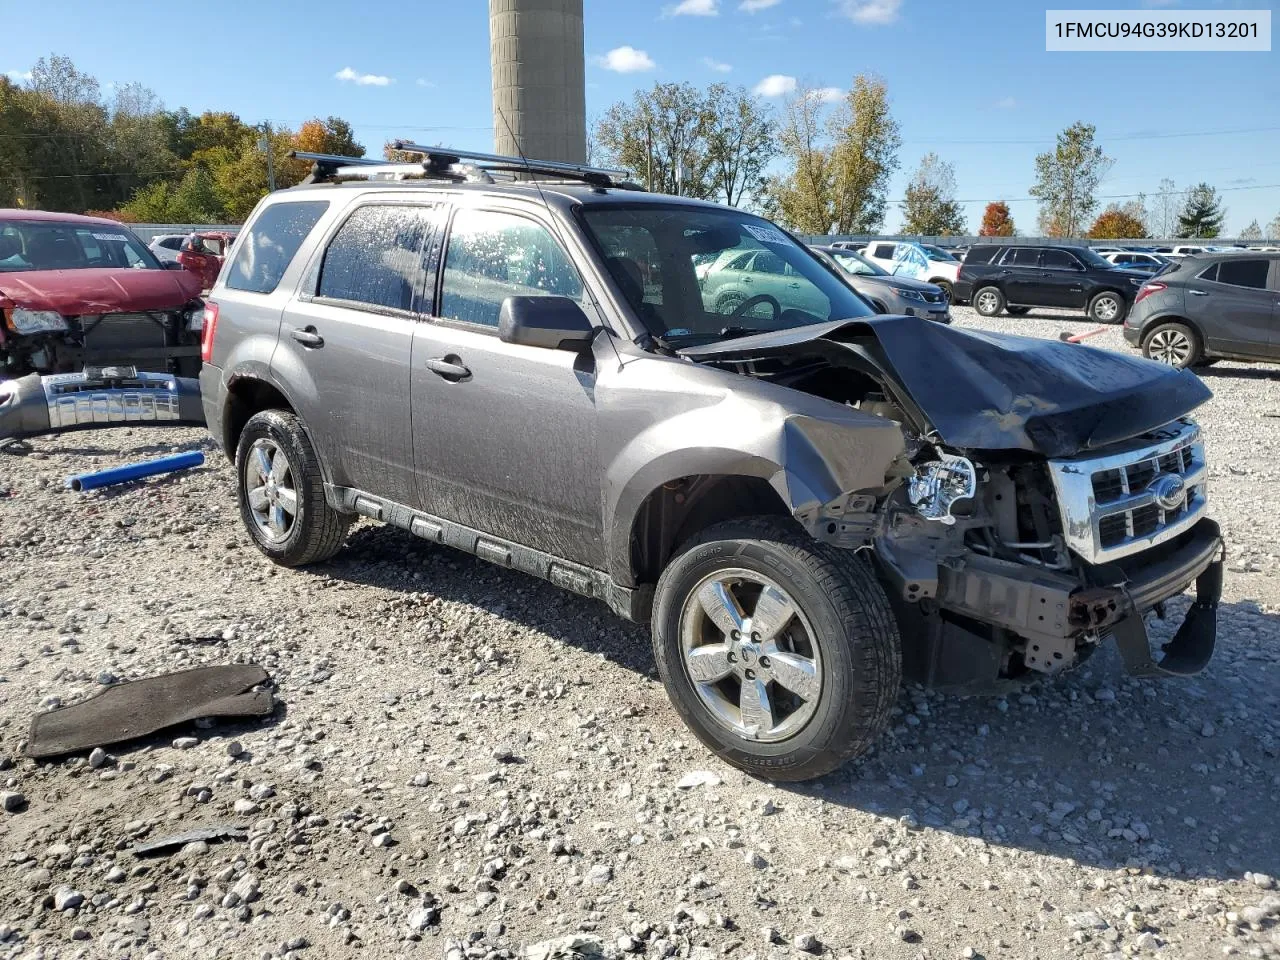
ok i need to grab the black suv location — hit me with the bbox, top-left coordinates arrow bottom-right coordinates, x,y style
955,243 -> 1147,324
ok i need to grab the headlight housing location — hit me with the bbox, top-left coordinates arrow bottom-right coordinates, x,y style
6,308 -> 68,334
897,288 -> 926,302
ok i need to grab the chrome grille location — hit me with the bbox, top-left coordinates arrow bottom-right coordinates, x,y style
1047,419 -> 1207,563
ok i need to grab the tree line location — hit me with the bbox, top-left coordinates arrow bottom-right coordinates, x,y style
2,55 -> 1273,238
0,54 -> 365,224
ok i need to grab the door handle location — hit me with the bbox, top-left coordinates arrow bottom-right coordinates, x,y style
742,276 -> 753,283
1189,289 -> 1209,296
290,326 -> 324,348
424,356 -> 471,382
788,282 -> 801,288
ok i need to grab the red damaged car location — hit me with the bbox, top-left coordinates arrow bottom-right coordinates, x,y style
0,210 -> 205,377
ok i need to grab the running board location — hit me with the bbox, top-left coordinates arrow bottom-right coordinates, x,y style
324,484 -> 652,622
1,367 -> 204,443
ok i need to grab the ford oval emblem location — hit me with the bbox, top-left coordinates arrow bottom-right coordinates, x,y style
1148,473 -> 1187,511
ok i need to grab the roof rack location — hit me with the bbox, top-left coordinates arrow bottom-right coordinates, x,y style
289,144 -> 639,190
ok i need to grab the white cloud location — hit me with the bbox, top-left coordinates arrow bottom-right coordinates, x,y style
995,96 -> 1017,109
739,0 -> 781,11
702,56 -> 733,73
5,69 -> 32,82
666,0 -> 718,14
593,46 -> 656,73
813,86 -> 843,102
753,74 -> 797,97
334,67 -> 393,87
834,0 -> 902,25
415,78 -> 435,88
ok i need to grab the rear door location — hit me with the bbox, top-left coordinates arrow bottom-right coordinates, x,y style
996,246 -> 1041,303
1190,258 -> 1278,358
279,200 -> 437,505
410,203 -> 606,567
1037,248 -> 1088,307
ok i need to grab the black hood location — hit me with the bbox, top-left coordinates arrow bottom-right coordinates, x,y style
681,316 -> 1211,458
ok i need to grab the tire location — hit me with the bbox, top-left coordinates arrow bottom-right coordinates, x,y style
1142,322 -> 1202,369
1005,306 -> 1031,316
714,292 -> 745,315
235,409 -> 351,566
973,286 -> 1005,317
651,516 -> 901,782
1088,291 -> 1125,324
934,280 -> 953,304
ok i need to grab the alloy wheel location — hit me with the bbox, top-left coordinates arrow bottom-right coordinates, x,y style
678,568 -> 823,743
1147,328 -> 1193,367
245,438 -> 298,542
1094,295 -> 1120,321
976,291 -> 999,314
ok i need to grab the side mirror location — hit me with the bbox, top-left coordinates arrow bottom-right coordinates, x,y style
498,296 -> 595,351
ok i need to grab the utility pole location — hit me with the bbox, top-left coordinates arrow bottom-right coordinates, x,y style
258,124 -> 276,192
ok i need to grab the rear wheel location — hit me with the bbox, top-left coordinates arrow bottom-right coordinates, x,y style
973,286 -> 1005,317
236,409 -> 351,566
1089,291 -> 1125,324
651,517 -> 901,782
1142,322 -> 1201,369
934,280 -> 953,304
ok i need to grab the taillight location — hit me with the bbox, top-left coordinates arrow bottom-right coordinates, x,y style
1134,281 -> 1166,305
200,302 -> 219,363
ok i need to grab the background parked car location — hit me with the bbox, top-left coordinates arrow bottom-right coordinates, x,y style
811,245 -> 950,322
1152,245 -> 1209,258
955,243 -> 1147,323
1103,251 -> 1171,275
859,240 -> 961,303
699,246 -> 831,319
1123,252 -> 1280,368
177,231 -> 235,291
148,233 -> 189,264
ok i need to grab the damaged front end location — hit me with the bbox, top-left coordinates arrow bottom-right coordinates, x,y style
683,317 -> 1224,691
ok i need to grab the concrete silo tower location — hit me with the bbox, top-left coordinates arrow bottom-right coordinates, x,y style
489,0 -> 587,164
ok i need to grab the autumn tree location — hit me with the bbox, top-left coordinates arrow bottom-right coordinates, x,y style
1088,206 -> 1147,239
766,84 -> 835,233
1029,122 -> 1111,237
978,201 -> 1016,236
828,74 -> 900,233
1177,182 -> 1225,238
703,84 -> 777,207
295,116 -> 365,158
900,152 -> 965,235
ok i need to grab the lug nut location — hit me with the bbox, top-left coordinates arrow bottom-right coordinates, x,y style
758,656 -> 771,669
744,669 -> 756,680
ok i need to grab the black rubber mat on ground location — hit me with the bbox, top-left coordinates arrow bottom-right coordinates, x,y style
26,664 -> 273,759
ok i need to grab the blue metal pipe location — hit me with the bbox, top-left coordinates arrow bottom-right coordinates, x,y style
66,451 -> 205,492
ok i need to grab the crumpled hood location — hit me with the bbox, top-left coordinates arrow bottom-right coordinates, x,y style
680,316 -> 1212,458
860,274 -> 942,295
0,268 -> 202,315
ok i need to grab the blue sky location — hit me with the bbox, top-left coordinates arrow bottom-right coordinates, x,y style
6,0 -> 1278,233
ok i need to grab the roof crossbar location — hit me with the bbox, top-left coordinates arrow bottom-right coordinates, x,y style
288,146 -> 638,189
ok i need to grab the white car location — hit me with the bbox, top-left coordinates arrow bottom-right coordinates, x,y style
148,234 -> 190,264
859,240 -> 961,302
1151,245 -> 1209,258
1102,251 -> 1169,269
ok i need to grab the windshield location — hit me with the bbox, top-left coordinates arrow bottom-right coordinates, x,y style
919,244 -> 958,262
828,249 -> 888,277
580,204 -> 875,343
0,221 -> 161,272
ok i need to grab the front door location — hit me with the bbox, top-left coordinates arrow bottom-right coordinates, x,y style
411,204 -> 605,568
279,201 -> 437,506
1036,248 -> 1088,308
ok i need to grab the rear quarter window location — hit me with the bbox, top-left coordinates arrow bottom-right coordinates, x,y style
225,200 -> 329,294
962,246 -> 999,265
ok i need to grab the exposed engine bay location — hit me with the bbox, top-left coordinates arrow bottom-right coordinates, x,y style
1,305 -> 204,379
682,317 -> 1223,691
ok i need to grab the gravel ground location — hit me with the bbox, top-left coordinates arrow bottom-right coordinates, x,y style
1,307 -> 1278,960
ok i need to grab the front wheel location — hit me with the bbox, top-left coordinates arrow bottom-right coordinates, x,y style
1089,291 -> 1125,324
651,517 -> 901,782
973,286 -> 1005,317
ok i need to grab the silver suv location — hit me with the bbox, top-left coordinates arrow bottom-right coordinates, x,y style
199,146 -> 1225,782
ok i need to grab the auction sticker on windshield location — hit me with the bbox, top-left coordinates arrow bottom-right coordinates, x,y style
743,224 -> 790,246
1047,9 -> 1270,51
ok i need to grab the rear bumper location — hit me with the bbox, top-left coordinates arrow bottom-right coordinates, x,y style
951,279 -> 974,303
1123,323 -> 1141,346
199,363 -> 225,452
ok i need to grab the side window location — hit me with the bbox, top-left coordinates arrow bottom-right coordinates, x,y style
162,237 -> 183,251
873,243 -> 895,259
318,205 -> 431,312
1198,263 -> 1219,283
1041,249 -> 1080,270
225,200 -> 329,294
1001,248 -> 1039,266
439,208 -> 584,329
1213,258 -> 1269,289
964,246 -> 998,266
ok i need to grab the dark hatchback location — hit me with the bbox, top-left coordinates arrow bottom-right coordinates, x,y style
1124,252 -> 1280,368
955,243 -> 1147,324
